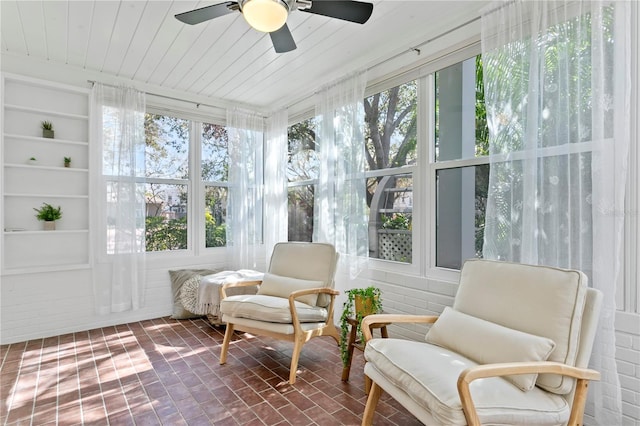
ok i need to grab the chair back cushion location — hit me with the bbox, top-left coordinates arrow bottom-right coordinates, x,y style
425,307 -> 556,391
268,242 -> 338,307
453,259 -> 587,394
257,273 -> 323,306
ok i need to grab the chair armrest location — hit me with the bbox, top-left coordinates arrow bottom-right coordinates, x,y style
457,362 -> 601,426
361,314 -> 438,342
288,288 -> 340,326
220,280 -> 262,299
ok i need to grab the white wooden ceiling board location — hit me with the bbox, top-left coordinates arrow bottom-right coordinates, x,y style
182,17 -> 263,95
82,1 -> 120,71
66,1 -> 94,66
41,1 -> 67,62
130,1 -> 201,82
171,13 -> 261,93
142,13 -> 229,86
13,1 -> 47,59
217,17 -> 340,104
160,13 -> 239,89
99,0 -> 148,76
0,1 -> 27,54
115,1 -> 174,78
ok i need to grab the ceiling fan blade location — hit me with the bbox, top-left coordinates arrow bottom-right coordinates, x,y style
175,2 -> 238,25
301,0 -> 373,24
270,24 -> 297,53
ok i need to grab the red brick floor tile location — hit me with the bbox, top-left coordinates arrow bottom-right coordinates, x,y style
0,317 -> 420,425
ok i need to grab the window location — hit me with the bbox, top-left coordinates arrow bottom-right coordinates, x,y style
202,122 -> 228,248
287,118 -> 317,242
365,81 -> 417,263
433,55 -> 489,269
144,113 -> 190,251
142,113 -> 229,252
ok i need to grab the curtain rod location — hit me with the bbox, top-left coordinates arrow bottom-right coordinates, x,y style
284,14 -> 481,112
87,79 -> 223,111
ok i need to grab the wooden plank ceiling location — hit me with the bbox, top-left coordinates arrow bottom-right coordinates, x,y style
1,0 -> 488,111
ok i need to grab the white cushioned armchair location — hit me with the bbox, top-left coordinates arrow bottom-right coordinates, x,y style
361,259 -> 602,426
219,242 -> 340,384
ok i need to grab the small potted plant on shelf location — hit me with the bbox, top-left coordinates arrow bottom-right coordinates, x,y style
64,156 -> 71,168
27,157 -> 38,165
33,203 -> 62,230
339,286 -> 383,366
41,120 -> 54,138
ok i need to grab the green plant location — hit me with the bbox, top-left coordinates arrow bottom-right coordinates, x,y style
339,286 -> 382,366
33,203 -> 62,221
381,213 -> 411,230
64,156 -> 71,165
41,120 -> 53,130
29,157 -> 36,161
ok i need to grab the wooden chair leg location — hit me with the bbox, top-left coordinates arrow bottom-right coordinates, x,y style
289,334 -> 305,384
362,380 -> 382,426
220,323 -> 234,364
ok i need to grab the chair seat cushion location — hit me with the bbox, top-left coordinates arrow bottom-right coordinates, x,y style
220,294 -> 328,323
364,338 -> 570,426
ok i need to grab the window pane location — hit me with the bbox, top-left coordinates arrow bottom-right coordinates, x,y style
144,183 -> 187,251
202,123 -> 229,182
288,119 -> 318,182
435,165 -> 489,269
367,174 -> 413,263
364,81 -> 417,171
145,114 -> 189,180
105,180 -> 146,255
288,185 -> 314,242
205,186 -> 227,248
434,55 -> 488,161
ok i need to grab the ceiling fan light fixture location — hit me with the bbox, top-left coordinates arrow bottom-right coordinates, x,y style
241,0 -> 288,33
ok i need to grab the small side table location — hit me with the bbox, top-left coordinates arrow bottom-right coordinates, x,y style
341,316 -> 388,391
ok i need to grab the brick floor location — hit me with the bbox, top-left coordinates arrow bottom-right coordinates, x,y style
0,317 -> 422,425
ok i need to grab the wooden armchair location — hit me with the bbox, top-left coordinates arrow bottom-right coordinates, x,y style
360,259 -> 602,425
219,242 -> 340,384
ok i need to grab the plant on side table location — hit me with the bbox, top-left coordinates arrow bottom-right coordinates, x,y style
41,120 -> 54,139
339,286 -> 383,366
34,202 -> 62,230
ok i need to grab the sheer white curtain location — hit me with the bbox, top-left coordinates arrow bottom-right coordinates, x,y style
226,108 -> 264,270
90,83 -> 147,314
264,109 -> 289,263
481,1 -> 630,423
314,71 -> 368,277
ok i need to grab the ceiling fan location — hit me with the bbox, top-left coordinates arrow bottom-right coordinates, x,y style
175,0 -> 374,53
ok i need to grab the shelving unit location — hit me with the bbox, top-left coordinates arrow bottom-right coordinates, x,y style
1,73 -> 91,274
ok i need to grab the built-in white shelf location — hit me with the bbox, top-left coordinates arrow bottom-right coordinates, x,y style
4,103 -> 88,120
4,230 -> 89,236
4,164 -> 89,173
4,193 -> 89,199
2,73 -> 91,273
4,133 -> 89,146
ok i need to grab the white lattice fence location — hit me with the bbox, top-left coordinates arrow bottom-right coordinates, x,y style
378,230 -> 412,263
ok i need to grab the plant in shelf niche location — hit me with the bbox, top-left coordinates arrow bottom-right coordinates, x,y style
33,203 -> 62,231
27,157 -> 38,165
339,286 -> 383,366
64,157 -> 71,168
41,120 -> 54,139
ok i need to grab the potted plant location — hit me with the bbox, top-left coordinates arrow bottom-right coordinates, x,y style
64,156 -> 71,168
41,120 -> 54,138
339,286 -> 383,366
27,157 -> 38,165
33,203 -> 62,230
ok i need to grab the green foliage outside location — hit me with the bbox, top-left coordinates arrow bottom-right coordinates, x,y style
145,216 -> 187,251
